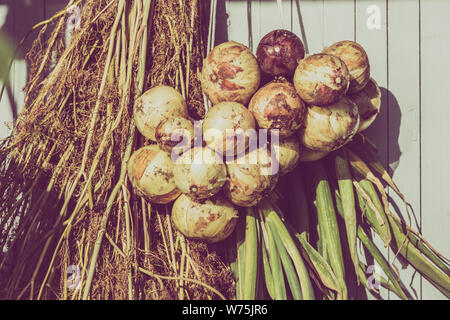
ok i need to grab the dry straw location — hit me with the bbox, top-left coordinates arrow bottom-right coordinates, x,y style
0,0 -> 234,300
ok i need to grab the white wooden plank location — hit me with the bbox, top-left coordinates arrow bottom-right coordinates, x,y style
292,0 -> 324,55
248,0 -> 261,53
420,0 -> 450,300
355,0 -> 390,300
322,0 -> 354,47
0,0 -> 46,140
387,0 -> 421,300
0,0 -> 17,140
226,0 -> 250,47
256,0 -> 291,47
11,58 -> 27,122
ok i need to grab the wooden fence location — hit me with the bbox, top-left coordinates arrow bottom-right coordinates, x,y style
0,0 -> 449,299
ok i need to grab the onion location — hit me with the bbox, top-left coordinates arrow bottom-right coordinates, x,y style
174,146 -> 227,200
272,135 -> 301,176
155,117 -> 195,155
293,53 -> 350,106
223,146 -> 279,207
348,78 -> 381,132
299,145 -> 329,162
134,85 -> 189,141
323,40 -> 370,93
127,145 -> 180,204
248,78 -> 306,138
171,193 -> 238,243
300,97 -> 360,152
201,41 -> 261,105
256,29 -> 305,78
203,102 -> 256,157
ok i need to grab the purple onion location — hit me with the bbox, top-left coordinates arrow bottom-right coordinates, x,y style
256,29 -> 305,78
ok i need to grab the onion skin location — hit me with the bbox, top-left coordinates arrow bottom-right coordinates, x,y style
272,135 -> 301,176
155,117 -> 194,155
293,53 -> 350,106
201,41 -> 261,105
224,146 -> 279,207
300,97 -> 360,152
171,193 -> 238,243
203,102 -> 256,157
134,85 -> 189,141
249,78 -> 306,138
299,146 -> 329,162
127,145 -> 181,204
256,29 -> 305,78
347,78 -> 381,132
323,40 -> 370,93
174,147 -> 227,200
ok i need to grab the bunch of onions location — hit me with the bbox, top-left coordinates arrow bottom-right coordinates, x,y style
272,135 -> 301,176
203,101 -> 256,157
347,78 -> 381,132
174,146 -> 227,200
155,117 -> 195,155
224,146 -> 279,207
323,40 -> 370,93
293,53 -> 350,106
249,78 -> 306,138
256,29 -> 305,78
127,145 -> 180,204
134,85 -> 190,141
300,97 -> 360,152
171,194 -> 238,243
201,41 -> 261,105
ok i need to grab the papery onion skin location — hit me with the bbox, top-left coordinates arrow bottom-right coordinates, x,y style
201,41 -> 261,105
127,145 -> 181,204
224,146 -> 279,207
171,193 -> 238,243
174,146 -> 227,200
323,40 -> 370,93
347,78 -> 381,132
249,78 -> 306,138
256,29 -> 305,78
300,97 -> 360,152
272,135 -> 301,176
134,85 -> 189,141
299,145 -> 329,162
155,117 -> 195,155
293,53 -> 350,106
203,102 -> 256,157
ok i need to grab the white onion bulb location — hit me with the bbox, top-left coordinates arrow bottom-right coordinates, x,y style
249,78 -> 306,138
155,117 -> 195,155
323,40 -> 370,93
224,146 -> 279,207
299,145 -> 329,162
203,102 -> 256,157
134,85 -> 189,141
174,146 -> 227,200
293,53 -> 350,106
127,145 -> 180,204
201,41 -> 261,105
300,97 -> 360,152
171,193 -> 238,243
348,78 -> 381,132
272,136 -> 301,176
